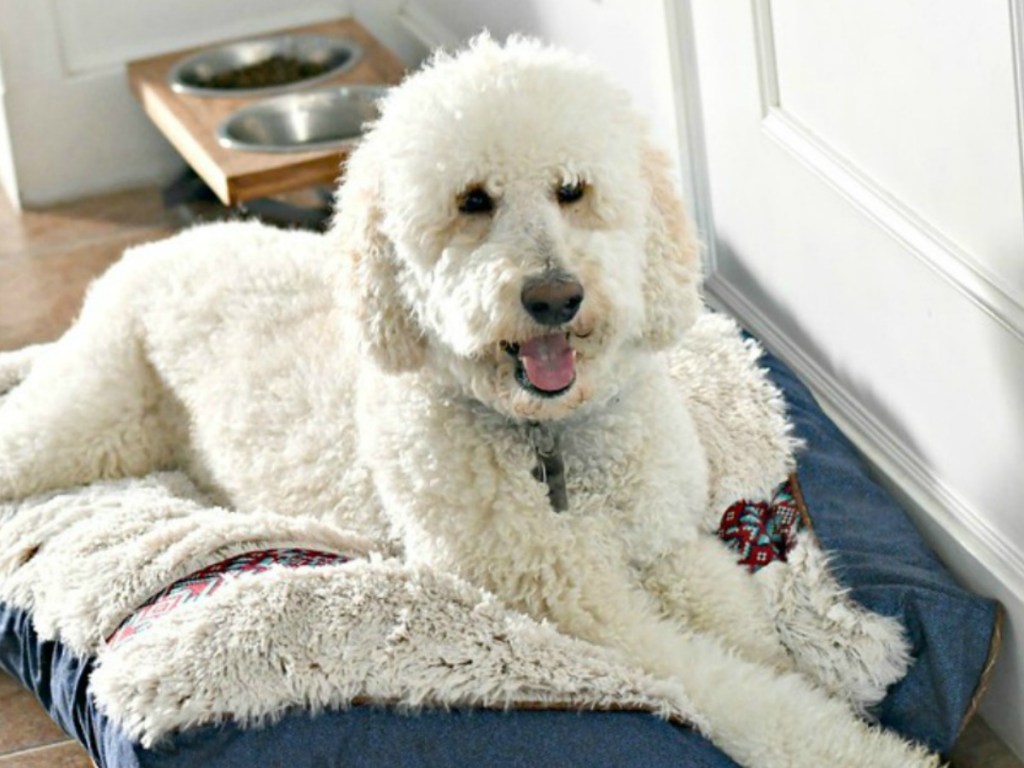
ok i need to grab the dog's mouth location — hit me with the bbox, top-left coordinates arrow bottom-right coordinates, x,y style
500,333 -> 577,398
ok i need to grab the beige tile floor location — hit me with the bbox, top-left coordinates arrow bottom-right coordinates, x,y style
0,186 -> 1020,766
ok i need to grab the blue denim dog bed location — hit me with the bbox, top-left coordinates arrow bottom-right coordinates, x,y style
0,344 -> 1000,767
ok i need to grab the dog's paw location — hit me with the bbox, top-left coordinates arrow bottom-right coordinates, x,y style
756,534 -> 912,714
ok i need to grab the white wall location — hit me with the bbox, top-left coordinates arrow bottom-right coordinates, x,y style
0,0 -> 352,207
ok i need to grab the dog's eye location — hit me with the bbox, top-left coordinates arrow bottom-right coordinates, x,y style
556,180 -> 586,205
458,186 -> 494,214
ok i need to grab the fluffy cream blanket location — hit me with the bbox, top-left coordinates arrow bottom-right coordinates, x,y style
0,315 -> 900,748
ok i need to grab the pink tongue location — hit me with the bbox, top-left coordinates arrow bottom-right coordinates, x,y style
519,334 -> 576,392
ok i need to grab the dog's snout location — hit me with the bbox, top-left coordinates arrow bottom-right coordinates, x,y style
521,273 -> 584,326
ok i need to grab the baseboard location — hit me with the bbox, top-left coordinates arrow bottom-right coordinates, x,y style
705,272 -> 1024,760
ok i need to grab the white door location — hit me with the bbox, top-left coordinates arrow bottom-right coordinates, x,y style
679,0 -> 1024,753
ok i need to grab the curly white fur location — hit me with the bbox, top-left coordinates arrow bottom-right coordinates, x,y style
0,35 -> 938,768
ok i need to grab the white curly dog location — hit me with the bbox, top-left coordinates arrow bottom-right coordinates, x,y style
0,37 -> 938,768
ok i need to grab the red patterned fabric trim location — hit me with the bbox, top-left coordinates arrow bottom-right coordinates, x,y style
106,548 -> 351,649
717,479 -> 804,572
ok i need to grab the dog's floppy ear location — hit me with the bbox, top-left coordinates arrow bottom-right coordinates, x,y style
639,143 -> 703,350
333,144 -> 427,373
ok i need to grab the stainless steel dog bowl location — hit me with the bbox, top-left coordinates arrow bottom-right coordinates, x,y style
169,34 -> 363,97
217,85 -> 388,153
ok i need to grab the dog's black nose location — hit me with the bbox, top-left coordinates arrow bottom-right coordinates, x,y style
521,272 -> 584,326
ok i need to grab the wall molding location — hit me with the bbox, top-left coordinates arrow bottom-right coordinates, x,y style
662,0 -> 719,277
1010,0 -> 1024,236
750,0 -> 1024,345
750,0 -> 779,118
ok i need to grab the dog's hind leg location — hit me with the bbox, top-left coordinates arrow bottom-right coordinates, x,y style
0,285 -> 181,502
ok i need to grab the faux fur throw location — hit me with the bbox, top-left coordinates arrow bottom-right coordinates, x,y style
0,314 -> 903,747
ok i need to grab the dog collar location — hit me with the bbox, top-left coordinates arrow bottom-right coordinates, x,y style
528,422 -> 568,512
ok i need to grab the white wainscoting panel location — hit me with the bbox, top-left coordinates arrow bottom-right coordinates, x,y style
758,110 -> 1024,342
766,0 -> 1024,305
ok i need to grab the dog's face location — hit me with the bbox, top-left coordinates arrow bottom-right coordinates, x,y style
336,36 -> 701,422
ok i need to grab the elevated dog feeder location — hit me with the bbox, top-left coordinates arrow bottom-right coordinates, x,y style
127,19 -> 404,206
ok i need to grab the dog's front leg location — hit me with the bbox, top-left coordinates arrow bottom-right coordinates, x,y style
641,534 -> 794,672
360,390 -> 938,768
509,542 -> 939,768
405,504 -> 937,768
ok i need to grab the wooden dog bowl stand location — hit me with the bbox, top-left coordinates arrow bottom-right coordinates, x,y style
127,18 -> 405,206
